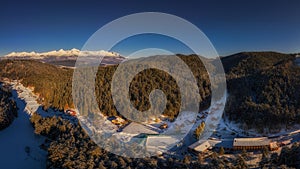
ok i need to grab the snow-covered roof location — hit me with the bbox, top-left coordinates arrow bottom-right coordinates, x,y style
146,135 -> 178,153
233,137 -> 270,147
122,122 -> 159,135
189,140 -> 211,152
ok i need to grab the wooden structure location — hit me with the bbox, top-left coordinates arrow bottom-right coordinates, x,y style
269,142 -> 279,151
280,139 -> 291,146
233,137 -> 270,150
189,137 -> 279,154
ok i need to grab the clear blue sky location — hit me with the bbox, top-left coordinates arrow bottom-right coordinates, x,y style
0,0 -> 299,56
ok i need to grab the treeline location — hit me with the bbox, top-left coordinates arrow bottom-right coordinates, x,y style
0,84 -> 18,130
0,60 -> 74,110
0,55 -> 211,121
258,142 -> 300,168
92,55 -> 211,120
224,52 -> 300,132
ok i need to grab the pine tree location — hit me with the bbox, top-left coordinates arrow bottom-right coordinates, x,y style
219,147 -> 225,155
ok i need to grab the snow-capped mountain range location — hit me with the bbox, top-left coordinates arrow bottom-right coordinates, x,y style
1,49 -> 125,67
4,48 -> 121,58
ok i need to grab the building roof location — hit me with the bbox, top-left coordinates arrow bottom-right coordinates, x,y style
122,122 -> 159,135
270,142 -> 278,149
146,135 -> 177,153
233,137 -> 270,147
214,140 -> 233,149
189,140 -> 214,152
281,139 -> 291,145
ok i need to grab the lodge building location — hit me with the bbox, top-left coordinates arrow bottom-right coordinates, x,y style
189,137 -> 279,154
233,137 -> 270,150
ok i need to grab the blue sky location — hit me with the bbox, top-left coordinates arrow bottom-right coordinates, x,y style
0,0 -> 299,56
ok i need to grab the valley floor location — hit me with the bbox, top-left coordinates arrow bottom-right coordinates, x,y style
0,87 -> 46,169
0,80 -> 77,169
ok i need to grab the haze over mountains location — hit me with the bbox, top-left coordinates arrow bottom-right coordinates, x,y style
1,49 -> 125,67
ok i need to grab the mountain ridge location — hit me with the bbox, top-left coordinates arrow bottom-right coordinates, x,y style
3,48 -> 121,58
1,48 -> 125,67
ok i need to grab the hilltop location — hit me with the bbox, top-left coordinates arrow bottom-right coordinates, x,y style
223,52 -> 300,133
0,55 -> 211,120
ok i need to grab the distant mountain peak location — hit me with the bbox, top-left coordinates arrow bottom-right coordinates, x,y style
2,49 -> 124,67
4,48 -> 121,58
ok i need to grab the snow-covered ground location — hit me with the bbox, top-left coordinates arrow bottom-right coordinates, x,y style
218,112 -> 300,139
210,91 -> 300,139
0,80 -> 78,169
0,84 -> 47,169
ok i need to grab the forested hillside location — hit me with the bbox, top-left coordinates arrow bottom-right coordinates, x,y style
0,84 -> 18,130
0,55 -> 211,121
224,52 -> 300,132
92,55 -> 211,120
0,60 -> 74,110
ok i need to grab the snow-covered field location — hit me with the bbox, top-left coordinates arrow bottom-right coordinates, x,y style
0,81 -> 78,169
0,84 -> 47,169
219,111 -> 300,139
